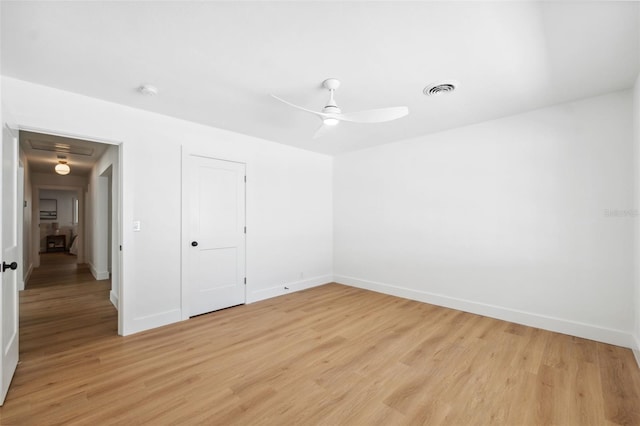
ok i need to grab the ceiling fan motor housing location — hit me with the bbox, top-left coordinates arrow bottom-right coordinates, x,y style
322,78 -> 341,111
322,78 -> 341,90
323,105 -> 341,114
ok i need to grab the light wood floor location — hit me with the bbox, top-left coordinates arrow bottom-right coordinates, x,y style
1,254 -> 639,425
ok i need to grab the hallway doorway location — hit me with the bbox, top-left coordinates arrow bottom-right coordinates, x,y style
19,129 -> 122,333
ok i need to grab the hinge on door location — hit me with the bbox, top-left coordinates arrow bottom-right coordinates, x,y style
119,245 -> 122,251
244,277 -> 247,285
244,226 -> 246,234
244,175 -> 246,183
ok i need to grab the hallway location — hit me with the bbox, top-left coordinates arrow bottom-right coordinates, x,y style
19,253 -> 116,363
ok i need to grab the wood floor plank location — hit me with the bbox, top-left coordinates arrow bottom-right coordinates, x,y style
1,252 -> 639,425
598,343 -> 640,426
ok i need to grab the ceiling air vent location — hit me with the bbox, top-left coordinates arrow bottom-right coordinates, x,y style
423,80 -> 459,96
29,139 -> 94,156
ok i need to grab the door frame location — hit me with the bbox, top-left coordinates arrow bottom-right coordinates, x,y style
14,125 -> 126,335
180,148 -> 247,320
17,165 -> 24,291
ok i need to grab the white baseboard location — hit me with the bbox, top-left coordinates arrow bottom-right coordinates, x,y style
633,334 -> 640,369
123,309 -> 182,336
110,290 -> 119,310
21,263 -> 33,291
247,274 -> 333,304
334,274 -> 634,349
89,262 -> 110,280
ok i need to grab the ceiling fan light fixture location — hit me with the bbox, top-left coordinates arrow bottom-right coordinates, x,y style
323,117 -> 339,126
55,161 -> 70,175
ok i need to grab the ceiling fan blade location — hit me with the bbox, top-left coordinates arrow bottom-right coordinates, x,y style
337,106 -> 409,123
270,94 -> 329,119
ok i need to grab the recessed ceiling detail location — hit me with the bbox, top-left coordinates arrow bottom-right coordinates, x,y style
423,81 -> 459,96
29,139 -> 95,156
20,131 -> 109,176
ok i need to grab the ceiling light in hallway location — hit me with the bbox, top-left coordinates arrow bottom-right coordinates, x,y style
55,160 -> 70,175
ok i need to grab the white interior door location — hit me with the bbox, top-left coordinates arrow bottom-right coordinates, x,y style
1,125 -> 20,405
185,155 -> 246,317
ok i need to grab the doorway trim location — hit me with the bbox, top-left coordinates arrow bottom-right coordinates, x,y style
16,125 -> 126,336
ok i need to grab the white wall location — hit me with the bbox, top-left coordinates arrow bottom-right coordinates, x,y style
2,77 -> 333,335
182,135 -> 334,303
86,147 -> 117,281
335,90 -> 635,347
86,145 -> 119,309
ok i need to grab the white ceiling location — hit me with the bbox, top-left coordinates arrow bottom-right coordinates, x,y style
2,1 -> 639,156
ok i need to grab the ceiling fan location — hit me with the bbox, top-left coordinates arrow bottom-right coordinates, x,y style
271,78 -> 409,139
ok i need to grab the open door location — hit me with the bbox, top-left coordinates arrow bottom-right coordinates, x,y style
0,124 -> 20,405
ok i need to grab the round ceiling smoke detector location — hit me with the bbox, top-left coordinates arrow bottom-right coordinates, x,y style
423,80 -> 459,96
137,84 -> 158,96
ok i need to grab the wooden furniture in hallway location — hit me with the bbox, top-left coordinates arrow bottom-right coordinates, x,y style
45,235 -> 66,253
0,262 -> 639,424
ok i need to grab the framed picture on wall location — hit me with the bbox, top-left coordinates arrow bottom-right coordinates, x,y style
40,198 -> 57,220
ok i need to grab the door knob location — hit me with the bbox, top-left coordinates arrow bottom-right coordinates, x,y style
2,262 -> 17,272
191,241 -> 198,247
